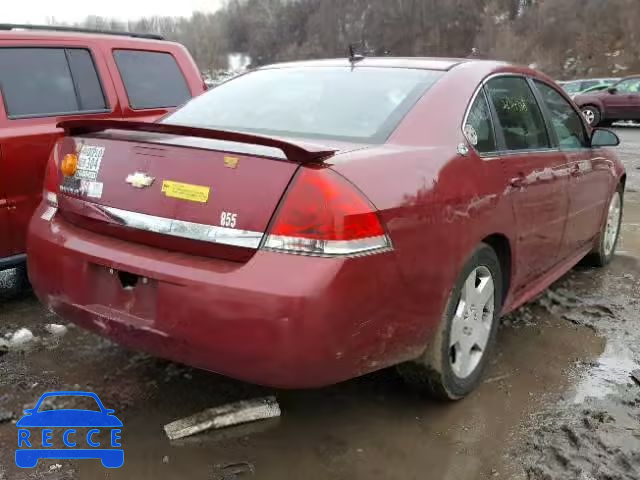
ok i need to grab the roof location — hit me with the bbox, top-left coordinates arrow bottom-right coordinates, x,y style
261,57 -> 472,71
0,25 -> 165,43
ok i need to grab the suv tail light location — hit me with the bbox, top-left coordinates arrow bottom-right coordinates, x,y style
263,168 -> 392,256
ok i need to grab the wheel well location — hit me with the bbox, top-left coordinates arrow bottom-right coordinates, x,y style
482,234 -> 511,304
582,104 -> 600,113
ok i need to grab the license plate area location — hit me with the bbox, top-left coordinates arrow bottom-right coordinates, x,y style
88,264 -> 157,321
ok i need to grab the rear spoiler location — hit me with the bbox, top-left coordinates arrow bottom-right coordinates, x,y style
57,120 -> 336,163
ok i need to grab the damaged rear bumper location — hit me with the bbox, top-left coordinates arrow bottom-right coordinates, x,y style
27,205 -> 422,388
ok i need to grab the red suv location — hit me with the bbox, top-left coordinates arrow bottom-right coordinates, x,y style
0,25 -> 206,271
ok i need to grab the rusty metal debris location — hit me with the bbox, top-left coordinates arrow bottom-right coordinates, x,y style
164,396 -> 281,440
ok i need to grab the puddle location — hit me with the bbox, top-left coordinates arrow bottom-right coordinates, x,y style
573,340 -> 639,403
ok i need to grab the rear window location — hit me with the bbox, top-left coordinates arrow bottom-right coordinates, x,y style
0,48 -> 106,118
114,50 -> 191,110
164,67 -> 442,143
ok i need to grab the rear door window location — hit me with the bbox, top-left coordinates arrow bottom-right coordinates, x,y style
0,48 -> 106,118
66,49 -> 107,111
113,50 -> 191,109
486,77 -> 551,151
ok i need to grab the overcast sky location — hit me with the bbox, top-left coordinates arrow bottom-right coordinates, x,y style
3,0 -> 225,24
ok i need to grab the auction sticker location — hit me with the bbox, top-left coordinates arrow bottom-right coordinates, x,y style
161,180 -> 210,203
76,145 -> 105,181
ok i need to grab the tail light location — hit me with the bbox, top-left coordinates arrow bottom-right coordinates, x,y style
44,138 -> 77,207
263,168 -> 392,256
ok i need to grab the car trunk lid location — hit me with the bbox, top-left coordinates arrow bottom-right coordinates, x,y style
54,120 -> 346,262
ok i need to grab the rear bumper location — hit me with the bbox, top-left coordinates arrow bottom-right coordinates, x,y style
28,205 -> 426,388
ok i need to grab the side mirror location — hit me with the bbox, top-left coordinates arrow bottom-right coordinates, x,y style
607,87 -> 618,94
591,128 -> 620,148
23,409 -> 34,415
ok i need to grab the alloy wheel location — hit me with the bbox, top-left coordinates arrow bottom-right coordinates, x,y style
449,266 -> 495,379
603,192 -> 622,257
582,108 -> 596,126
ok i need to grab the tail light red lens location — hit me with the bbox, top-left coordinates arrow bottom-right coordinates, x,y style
263,168 -> 392,256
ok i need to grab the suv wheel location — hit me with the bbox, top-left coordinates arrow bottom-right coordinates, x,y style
397,244 -> 502,400
582,106 -> 601,126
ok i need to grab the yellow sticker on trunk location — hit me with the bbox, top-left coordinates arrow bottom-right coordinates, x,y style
161,180 -> 210,203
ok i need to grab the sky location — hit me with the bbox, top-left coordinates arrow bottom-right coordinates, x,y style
2,0 -> 225,24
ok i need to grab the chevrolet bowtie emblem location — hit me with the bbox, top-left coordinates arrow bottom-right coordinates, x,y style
126,172 -> 155,189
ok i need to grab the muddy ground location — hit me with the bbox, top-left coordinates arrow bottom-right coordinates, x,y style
1,129 -> 640,480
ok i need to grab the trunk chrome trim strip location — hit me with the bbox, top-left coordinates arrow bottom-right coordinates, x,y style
101,206 -> 263,249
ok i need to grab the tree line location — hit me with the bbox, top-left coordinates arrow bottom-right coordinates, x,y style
64,0 -> 640,79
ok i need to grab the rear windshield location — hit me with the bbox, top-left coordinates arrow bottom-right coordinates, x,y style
164,67 -> 443,143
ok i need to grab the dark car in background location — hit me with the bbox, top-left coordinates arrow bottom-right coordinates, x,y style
560,77 -> 619,98
575,75 -> 640,126
0,24 -> 206,272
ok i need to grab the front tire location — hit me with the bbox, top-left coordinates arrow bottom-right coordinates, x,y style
398,243 -> 503,400
585,187 -> 623,267
582,106 -> 601,127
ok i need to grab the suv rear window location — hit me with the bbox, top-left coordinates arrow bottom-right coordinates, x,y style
0,48 -> 107,118
164,67 -> 442,143
113,50 -> 191,110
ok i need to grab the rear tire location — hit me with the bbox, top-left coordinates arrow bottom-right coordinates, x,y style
15,263 -> 31,291
585,187 -> 623,267
582,106 -> 601,127
397,243 -> 503,400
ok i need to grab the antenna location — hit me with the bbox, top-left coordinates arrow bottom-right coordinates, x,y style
348,43 -> 365,64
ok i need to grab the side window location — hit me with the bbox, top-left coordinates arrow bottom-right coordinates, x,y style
534,81 -> 588,149
465,91 -> 497,154
113,50 -> 191,109
486,77 -> 550,151
66,49 -> 107,111
0,48 -> 106,118
615,78 -> 640,93
0,48 -> 77,117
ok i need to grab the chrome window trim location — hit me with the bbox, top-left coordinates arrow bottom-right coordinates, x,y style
101,206 -> 263,249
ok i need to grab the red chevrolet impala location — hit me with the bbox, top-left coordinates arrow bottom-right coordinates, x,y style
27,58 -> 625,399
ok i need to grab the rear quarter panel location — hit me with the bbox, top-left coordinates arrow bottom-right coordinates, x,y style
331,62 -> 521,353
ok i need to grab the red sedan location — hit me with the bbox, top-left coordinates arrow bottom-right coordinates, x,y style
28,58 -> 626,399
